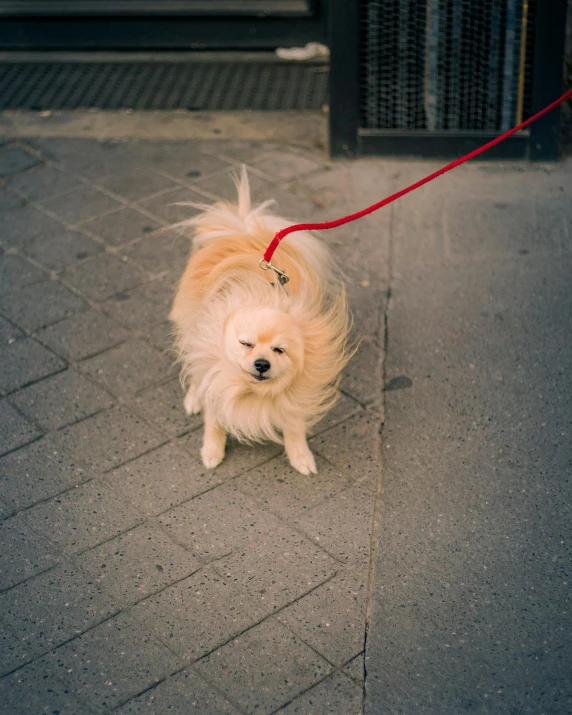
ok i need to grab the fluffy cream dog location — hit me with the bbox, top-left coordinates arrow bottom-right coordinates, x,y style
169,169 -> 351,475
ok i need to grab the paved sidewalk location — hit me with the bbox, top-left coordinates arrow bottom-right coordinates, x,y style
1,131 -> 571,714
0,136 -> 392,714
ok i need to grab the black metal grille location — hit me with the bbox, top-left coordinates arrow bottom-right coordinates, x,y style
360,0 -> 536,132
0,60 -> 328,111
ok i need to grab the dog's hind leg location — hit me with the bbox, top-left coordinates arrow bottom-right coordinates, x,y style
200,404 -> 226,469
184,384 -> 202,415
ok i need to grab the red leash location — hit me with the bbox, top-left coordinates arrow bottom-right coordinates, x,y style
262,87 -> 572,272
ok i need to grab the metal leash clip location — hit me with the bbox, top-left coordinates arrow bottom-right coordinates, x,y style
259,258 -> 290,286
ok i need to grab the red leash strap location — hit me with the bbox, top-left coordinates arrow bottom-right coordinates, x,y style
262,87 -> 572,266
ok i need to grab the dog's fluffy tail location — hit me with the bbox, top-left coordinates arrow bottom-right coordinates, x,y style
174,166 -> 275,248
173,165 -> 338,288
235,165 -> 261,221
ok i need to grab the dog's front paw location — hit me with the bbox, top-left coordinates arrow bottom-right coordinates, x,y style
287,447 -> 317,476
184,386 -> 201,415
201,441 -> 225,469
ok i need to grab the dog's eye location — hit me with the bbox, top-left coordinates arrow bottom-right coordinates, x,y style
239,340 -> 253,348
272,347 -> 285,355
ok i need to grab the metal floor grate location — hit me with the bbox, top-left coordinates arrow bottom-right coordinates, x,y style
0,60 -> 329,111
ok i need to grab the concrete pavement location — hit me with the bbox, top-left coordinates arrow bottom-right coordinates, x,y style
366,160 -> 572,713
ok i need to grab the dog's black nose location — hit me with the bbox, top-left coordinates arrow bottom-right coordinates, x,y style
254,359 -> 271,374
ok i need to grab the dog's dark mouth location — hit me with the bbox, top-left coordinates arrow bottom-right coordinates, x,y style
253,374 -> 269,381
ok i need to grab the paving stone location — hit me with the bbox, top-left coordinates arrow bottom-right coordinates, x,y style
0,337 -> 66,395
238,455 -> 353,521
0,659 -> 95,715
23,230 -> 103,270
63,253 -> 144,302
278,571 -> 367,667
194,168 -> 272,203
39,185 -> 122,224
100,279 -> 174,331
0,253 -> 46,294
97,169 -> 177,202
0,514 -> 59,590
0,279 -> 87,332
0,205 -> 65,249
104,442 -> 219,517
158,484 -> 284,561
41,612 -> 181,713
309,412 -> 380,478
340,337 -> 383,408
5,164 -> 82,200
120,231 -> 191,279
0,315 -> 23,344
0,399 -> 41,456
343,652 -> 365,685
0,147 -> 40,177
78,338 -> 175,398
129,379 -> 200,439
147,321 -> 173,352
22,478 -> 143,554
0,432 -> 92,510
115,666 -> 241,714
53,405 -> 166,474
78,522 -> 202,608
0,619 -> 33,677
213,526 -> 338,615
124,142 -> 229,182
295,482 -> 375,568
182,430 -> 282,480
277,671 -> 363,715
195,618 -> 333,715
309,392 -> 363,436
30,138 -> 141,179
259,182 -> 322,222
0,138 -> 386,715
35,309 -> 131,361
81,207 -> 163,247
137,186 -> 205,224
0,187 -> 25,212
0,498 -> 12,520
130,566 -> 265,661
10,369 -> 114,431
251,150 -> 325,182
0,561 -> 115,659
205,140 -> 258,163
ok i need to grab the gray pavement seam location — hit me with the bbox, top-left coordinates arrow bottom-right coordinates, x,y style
186,572 -> 341,667
360,202 -> 395,709
116,664 -> 251,715
268,670 -> 359,715
0,345 -> 68,402
0,401 -> 45,452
